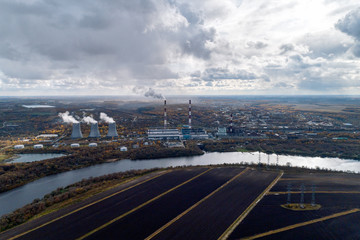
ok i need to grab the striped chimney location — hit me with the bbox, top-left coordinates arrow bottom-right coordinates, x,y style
164,100 -> 167,129
189,100 -> 192,128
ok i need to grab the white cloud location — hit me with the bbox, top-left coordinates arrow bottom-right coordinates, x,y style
0,0 -> 359,95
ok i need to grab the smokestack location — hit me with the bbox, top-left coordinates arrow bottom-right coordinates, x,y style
107,122 -> 118,137
230,113 -> 233,133
71,123 -> 83,139
164,100 -> 167,129
189,100 -> 192,128
89,123 -> 101,138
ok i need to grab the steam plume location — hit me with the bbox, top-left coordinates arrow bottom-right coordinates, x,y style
100,112 -> 115,123
133,87 -> 165,100
58,111 -> 79,124
82,116 -> 97,124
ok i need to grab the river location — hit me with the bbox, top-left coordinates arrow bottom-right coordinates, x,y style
1,152 -> 360,216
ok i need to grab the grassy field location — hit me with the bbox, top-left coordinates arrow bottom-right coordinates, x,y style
0,154 -> 11,163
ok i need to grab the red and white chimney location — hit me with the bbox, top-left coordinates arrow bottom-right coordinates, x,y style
188,100 -> 192,128
164,100 -> 167,129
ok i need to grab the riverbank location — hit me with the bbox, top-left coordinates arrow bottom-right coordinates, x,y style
0,144 -> 203,193
202,139 -> 360,161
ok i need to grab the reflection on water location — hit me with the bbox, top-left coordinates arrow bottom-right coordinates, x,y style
0,152 -> 359,216
10,154 -> 66,163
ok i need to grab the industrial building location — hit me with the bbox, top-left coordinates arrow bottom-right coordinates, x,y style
147,128 -> 181,140
181,128 -> 209,140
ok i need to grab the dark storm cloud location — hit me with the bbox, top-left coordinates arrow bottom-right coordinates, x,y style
336,8 -> 360,57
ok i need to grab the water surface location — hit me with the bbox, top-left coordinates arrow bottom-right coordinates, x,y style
10,153 -> 66,163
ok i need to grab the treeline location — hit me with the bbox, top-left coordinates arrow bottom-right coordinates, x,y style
0,144 -> 203,193
202,139 -> 360,160
0,168 -> 158,232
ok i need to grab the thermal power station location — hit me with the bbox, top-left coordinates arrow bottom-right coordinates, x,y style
107,122 -> 118,137
89,122 -> 101,138
147,100 -> 208,140
71,123 -> 83,139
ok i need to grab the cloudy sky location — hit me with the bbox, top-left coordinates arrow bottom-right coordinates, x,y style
1,0 -> 360,96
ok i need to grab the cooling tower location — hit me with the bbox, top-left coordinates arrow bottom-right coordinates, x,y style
89,123 -> 101,138
71,123 -> 83,139
106,122 -> 118,137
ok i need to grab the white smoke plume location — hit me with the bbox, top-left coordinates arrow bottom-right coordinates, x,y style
58,111 -> 79,124
100,112 -> 115,123
133,87 -> 165,100
82,116 -> 97,124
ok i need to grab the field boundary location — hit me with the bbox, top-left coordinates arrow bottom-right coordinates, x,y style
7,170 -> 171,240
145,168 -> 249,240
76,168 -> 213,240
268,190 -> 360,195
241,208 -> 360,239
218,170 -> 284,240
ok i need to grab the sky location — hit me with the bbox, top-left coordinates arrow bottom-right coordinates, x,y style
0,0 -> 360,96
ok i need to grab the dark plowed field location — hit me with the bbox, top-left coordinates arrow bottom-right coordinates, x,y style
257,211 -> 360,240
13,168 -> 208,240
229,172 -> 360,240
229,193 -> 360,239
153,169 -> 278,240
273,173 -> 360,192
85,167 -> 245,240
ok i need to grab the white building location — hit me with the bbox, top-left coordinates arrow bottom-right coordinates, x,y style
33,144 -> 44,149
71,143 -> 80,148
14,145 -> 25,149
120,146 -> 128,151
88,143 -> 98,147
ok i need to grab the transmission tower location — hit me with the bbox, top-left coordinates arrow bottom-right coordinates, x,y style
311,184 -> 316,206
300,184 -> 305,208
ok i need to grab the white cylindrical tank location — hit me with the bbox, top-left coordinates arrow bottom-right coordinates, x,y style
71,143 -> 80,148
33,144 -> 44,149
14,145 -> 25,149
88,143 -> 98,147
